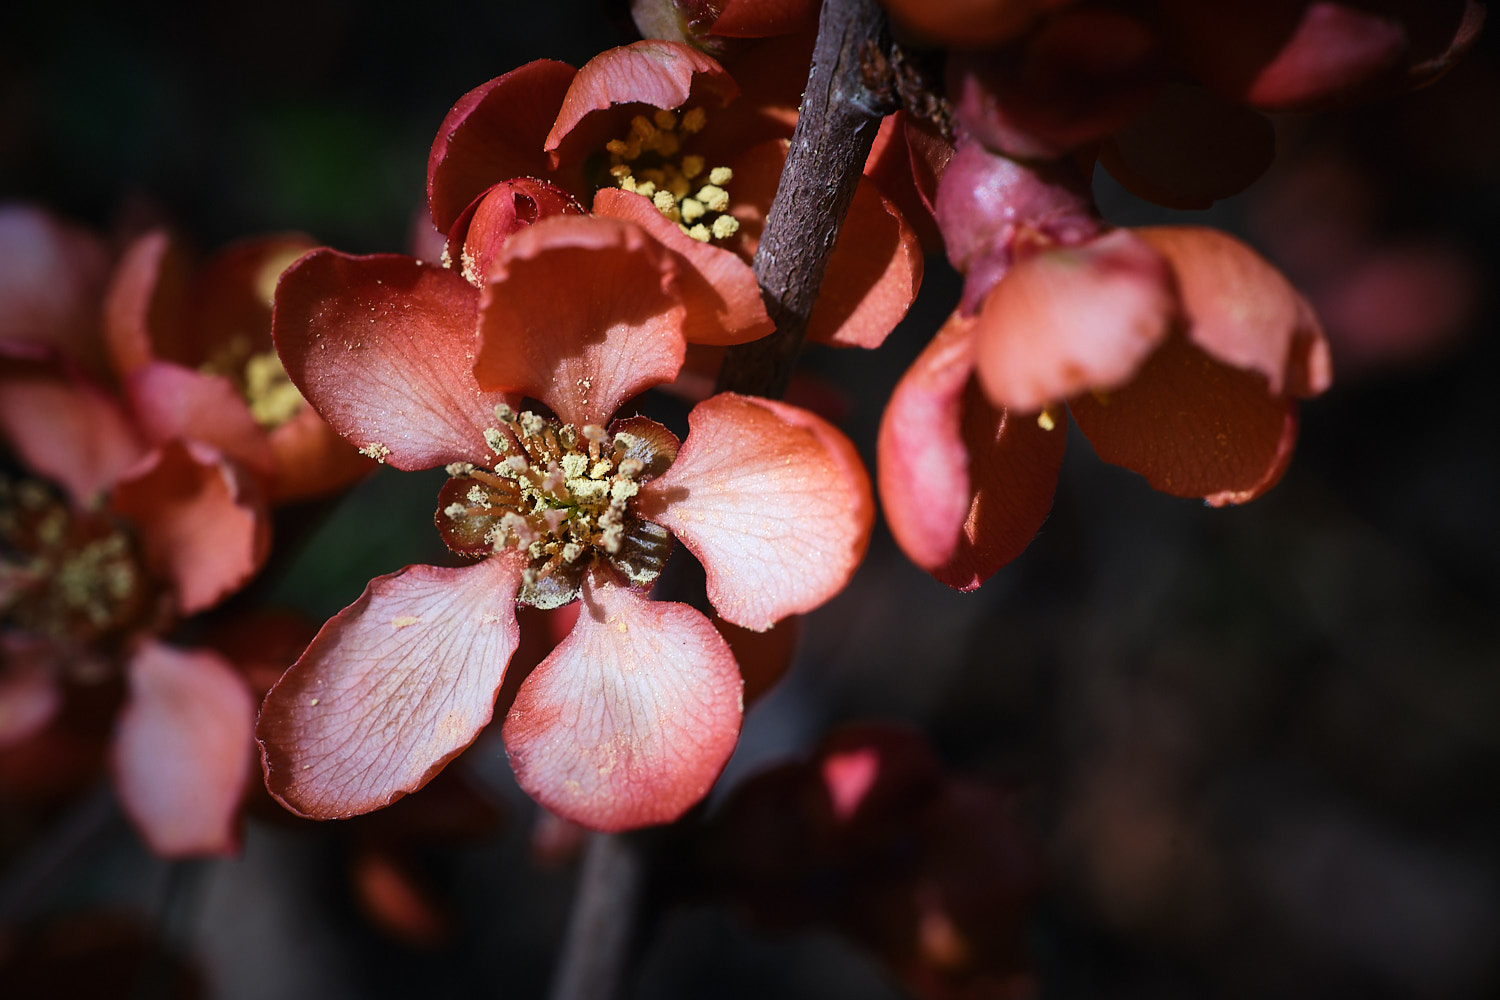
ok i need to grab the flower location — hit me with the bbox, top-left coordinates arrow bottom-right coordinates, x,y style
258,212 -> 874,831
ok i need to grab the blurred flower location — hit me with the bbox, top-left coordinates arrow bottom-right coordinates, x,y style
259,212 -> 873,832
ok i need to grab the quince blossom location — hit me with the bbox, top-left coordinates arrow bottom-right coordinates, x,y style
258,212 -> 873,832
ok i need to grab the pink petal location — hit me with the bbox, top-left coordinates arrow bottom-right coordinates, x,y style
112,640 -> 254,856
124,361 -> 275,477
104,230 -> 190,374
426,60 -> 579,234
503,572 -> 742,832
109,441 -> 270,616
272,249 -> 513,470
258,556 -> 524,819
973,229 -> 1177,413
1070,334 -> 1300,506
592,187 -> 772,346
1138,226 -> 1332,398
637,393 -> 874,630
474,215 -> 687,427
0,367 -> 146,503
545,41 -> 738,171
878,312 -> 1066,590
0,205 -> 111,375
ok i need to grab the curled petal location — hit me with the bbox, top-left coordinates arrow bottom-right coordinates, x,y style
545,41 -> 738,170
110,441 -> 270,616
1138,226 -> 1332,397
879,313 -> 1065,590
0,368 -> 145,503
974,229 -> 1176,413
104,230 -> 190,373
273,250 -> 512,470
1070,334 -> 1300,505
258,556 -> 525,819
0,205 -> 111,374
124,362 -> 275,477
427,61 -> 579,233
475,215 -> 687,427
503,572 -> 742,832
113,640 -> 254,856
448,178 -> 586,286
593,188 -> 772,346
637,393 -> 874,630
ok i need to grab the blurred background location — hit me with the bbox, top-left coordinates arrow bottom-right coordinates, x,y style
2,1 -> 1497,997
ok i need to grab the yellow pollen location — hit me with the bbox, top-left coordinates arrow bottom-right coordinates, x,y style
603,106 -> 738,243
1037,409 -> 1056,432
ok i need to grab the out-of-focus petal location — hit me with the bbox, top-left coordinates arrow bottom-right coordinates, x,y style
882,0 -> 1057,48
1098,83 -> 1276,210
0,367 -> 146,503
258,556 -> 524,819
637,393 -> 873,630
124,362 -> 275,476
273,249 -> 513,470
475,215 -> 687,427
879,313 -> 1066,590
427,61 -> 579,234
503,572 -> 742,832
0,205 -> 111,374
0,642 -> 61,749
112,640 -> 254,856
104,231 -> 191,373
545,41 -> 738,171
265,406 -> 375,503
711,0 -> 821,37
716,613 -> 800,706
974,229 -> 1176,413
1138,226 -> 1332,397
1070,333 -> 1300,506
593,188 -> 772,346
110,441 -> 270,616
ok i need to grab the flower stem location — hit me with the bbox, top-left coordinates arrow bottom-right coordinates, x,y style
548,831 -> 651,1000
716,0 -> 895,398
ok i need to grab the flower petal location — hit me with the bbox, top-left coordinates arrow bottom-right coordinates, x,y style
545,41 -> 738,171
104,230 -> 190,373
475,215 -> 687,426
1070,333 -> 1300,505
637,393 -> 874,630
109,441 -> 270,616
427,60 -> 579,234
711,0 -> 821,37
593,187 -> 772,346
265,406 -> 375,503
258,556 -> 524,819
0,367 -> 146,503
124,361 -> 276,477
1138,226 -> 1332,397
974,229 -> 1177,413
0,640 -> 62,749
0,205 -> 111,374
878,312 -> 1065,590
273,249 -> 512,470
112,640 -> 254,856
503,572 -> 742,832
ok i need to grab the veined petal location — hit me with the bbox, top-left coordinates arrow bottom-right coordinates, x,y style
109,440 -> 270,616
124,361 -> 275,477
1138,226 -> 1332,398
475,215 -> 687,427
593,188 -> 772,346
503,572 -> 742,832
427,60 -> 579,234
1070,333 -> 1300,505
637,394 -> 874,631
258,556 -> 525,820
0,367 -> 145,503
878,313 -> 1065,590
974,229 -> 1176,413
273,250 -> 513,470
113,640 -> 254,856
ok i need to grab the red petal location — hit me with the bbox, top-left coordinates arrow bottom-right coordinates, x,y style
1138,226 -> 1332,398
717,613 -> 800,706
973,229 -> 1176,413
808,174 -> 923,349
190,234 -> 316,354
503,572 -> 742,832
265,406 -> 375,503
475,215 -> 687,426
593,187 -> 772,346
113,640 -> 254,856
0,368 -> 145,502
1070,334 -> 1300,505
427,61 -> 579,234
711,0 -> 821,37
104,230 -> 190,373
448,178 -> 587,286
0,643 -> 61,749
637,394 -> 874,630
879,313 -> 1065,590
545,41 -> 738,171
273,249 -> 513,470
0,205 -> 111,375
882,0 -> 1049,47
109,441 -> 270,616
258,556 -> 524,819
863,112 -> 949,252
124,361 -> 275,477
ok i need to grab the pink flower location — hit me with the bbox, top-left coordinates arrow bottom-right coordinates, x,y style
258,212 -> 874,832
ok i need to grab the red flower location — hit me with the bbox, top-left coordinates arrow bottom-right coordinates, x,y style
259,213 -> 874,831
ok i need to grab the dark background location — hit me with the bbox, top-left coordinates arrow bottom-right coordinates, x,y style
3,2 -> 1497,997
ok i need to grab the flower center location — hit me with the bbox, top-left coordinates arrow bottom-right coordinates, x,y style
1,476 -> 152,645
200,335 -> 305,429
436,406 -> 678,609
605,108 -> 741,244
